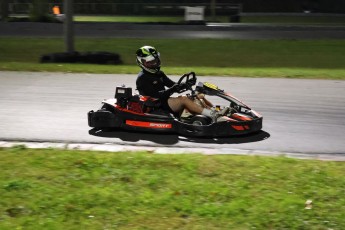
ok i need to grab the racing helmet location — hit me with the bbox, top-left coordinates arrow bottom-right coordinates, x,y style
136,46 -> 161,73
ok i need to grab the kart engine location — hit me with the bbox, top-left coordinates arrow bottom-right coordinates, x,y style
115,85 -> 132,108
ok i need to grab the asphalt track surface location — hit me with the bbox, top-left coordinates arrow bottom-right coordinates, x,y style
1,71 -> 345,159
1,22 -> 344,158
1,22 -> 345,39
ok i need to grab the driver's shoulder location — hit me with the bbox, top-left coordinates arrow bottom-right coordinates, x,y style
157,70 -> 167,77
137,71 -> 152,82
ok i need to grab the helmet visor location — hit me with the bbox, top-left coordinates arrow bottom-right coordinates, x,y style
143,58 -> 160,69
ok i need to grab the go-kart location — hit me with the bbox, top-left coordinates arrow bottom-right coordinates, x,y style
88,72 -> 263,137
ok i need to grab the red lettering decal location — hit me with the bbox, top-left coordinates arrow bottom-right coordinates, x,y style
126,120 -> 172,129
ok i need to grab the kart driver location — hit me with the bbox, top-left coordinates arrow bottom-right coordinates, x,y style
135,45 -> 227,121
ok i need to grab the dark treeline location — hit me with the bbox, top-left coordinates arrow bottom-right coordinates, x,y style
76,0 -> 345,13
7,0 -> 345,14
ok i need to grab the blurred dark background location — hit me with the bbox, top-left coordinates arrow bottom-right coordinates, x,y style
3,0 -> 345,16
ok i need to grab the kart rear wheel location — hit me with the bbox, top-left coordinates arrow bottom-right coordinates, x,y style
190,115 -> 211,125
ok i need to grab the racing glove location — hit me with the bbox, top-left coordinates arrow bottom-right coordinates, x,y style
181,83 -> 190,90
173,83 -> 189,93
159,84 -> 180,98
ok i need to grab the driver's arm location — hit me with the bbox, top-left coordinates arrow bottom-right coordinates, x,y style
161,72 -> 175,88
136,71 -> 176,99
158,84 -> 179,99
158,72 -> 178,99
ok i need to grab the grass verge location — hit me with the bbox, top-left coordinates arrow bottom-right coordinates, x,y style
73,15 -> 345,25
1,63 -> 344,79
0,146 -> 345,229
0,38 -> 344,79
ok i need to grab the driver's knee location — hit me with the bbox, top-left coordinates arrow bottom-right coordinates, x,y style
179,96 -> 192,105
167,97 -> 184,112
180,97 -> 204,114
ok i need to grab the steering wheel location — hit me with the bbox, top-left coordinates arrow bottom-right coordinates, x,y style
176,72 -> 197,93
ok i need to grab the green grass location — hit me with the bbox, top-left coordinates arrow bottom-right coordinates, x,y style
0,38 -> 344,79
75,15 -> 185,23
1,63 -> 344,79
74,15 -> 345,25
74,16 -> 236,23
1,146 -> 345,229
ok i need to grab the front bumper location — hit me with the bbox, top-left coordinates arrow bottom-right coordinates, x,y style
176,117 -> 263,137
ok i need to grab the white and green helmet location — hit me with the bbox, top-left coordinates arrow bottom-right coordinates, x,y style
136,46 -> 161,73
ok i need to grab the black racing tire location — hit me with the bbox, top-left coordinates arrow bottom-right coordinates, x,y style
190,115 -> 211,126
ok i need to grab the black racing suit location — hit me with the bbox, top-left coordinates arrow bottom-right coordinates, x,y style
136,70 -> 176,113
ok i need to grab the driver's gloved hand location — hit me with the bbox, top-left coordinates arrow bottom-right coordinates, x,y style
171,84 -> 181,92
165,84 -> 180,96
190,78 -> 196,86
179,83 -> 188,90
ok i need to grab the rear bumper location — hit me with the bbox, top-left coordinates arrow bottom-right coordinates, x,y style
88,110 -> 119,128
